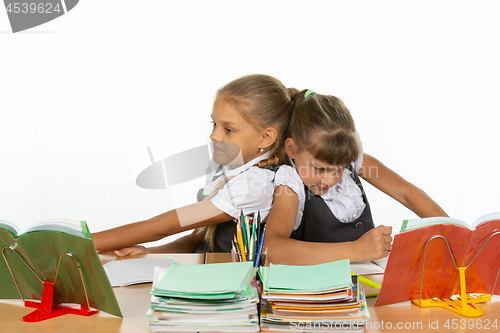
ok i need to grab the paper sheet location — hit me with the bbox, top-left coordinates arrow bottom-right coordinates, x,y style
104,257 -> 176,287
350,260 -> 385,275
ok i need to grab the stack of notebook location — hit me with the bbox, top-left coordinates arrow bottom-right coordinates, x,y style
259,259 -> 370,331
147,261 -> 260,332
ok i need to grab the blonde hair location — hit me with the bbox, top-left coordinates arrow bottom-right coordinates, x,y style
198,74 -> 298,250
290,91 -> 361,166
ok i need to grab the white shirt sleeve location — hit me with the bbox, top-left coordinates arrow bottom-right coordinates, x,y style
274,165 -> 303,195
274,165 -> 305,231
351,150 -> 364,173
210,166 -> 275,220
352,131 -> 364,173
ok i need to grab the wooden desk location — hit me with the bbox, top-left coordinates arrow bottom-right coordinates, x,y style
2,253 -> 500,332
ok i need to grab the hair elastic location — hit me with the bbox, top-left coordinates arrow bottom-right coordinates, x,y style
304,89 -> 315,99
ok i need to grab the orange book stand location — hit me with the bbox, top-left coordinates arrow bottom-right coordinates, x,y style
411,234 -> 500,317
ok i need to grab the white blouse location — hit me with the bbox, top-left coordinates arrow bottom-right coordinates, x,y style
274,152 -> 366,231
207,152 -> 275,220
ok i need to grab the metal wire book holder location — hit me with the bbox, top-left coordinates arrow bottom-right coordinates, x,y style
1,245 -> 99,322
412,233 -> 500,317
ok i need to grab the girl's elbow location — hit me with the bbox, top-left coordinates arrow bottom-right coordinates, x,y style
263,235 -> 278,250
267,250 -> 283,265
263,236 -> 286,264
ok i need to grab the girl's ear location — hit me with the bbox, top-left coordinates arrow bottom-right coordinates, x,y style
260,127 -> 278,149
285,138 -> 298,158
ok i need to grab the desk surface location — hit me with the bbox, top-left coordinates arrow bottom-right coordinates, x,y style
2,253 -> 500,332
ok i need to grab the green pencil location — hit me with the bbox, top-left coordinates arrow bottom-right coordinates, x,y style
251,215 -> 257,259
240,210 -> 248,258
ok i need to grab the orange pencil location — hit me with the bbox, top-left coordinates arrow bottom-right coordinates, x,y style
236,219 -> 246,262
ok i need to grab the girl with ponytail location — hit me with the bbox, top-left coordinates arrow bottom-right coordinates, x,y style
92,74 -> 298,254
264,90 -> 448,265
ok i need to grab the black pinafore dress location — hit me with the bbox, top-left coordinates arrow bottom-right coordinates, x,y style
194,220 -> 237,253
194,166 -> 277,253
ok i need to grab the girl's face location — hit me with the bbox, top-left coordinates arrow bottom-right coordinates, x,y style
285,138 -> 345,196
210,98 -> 270,165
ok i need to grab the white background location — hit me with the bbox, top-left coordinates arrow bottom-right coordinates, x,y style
1,1 -> 499,246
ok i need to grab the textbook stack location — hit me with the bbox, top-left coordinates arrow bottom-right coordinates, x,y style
259,259 -> 370,332
147,261 -> 260,332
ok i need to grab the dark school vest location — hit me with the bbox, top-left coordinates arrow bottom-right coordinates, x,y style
194,166 -> 279,253
194,220 -> 236,253
193,182 -> 239,253
290,165 -> 374,243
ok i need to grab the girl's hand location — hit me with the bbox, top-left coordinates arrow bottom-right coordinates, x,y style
353,225 -> 392,261
114,245 -> 148,257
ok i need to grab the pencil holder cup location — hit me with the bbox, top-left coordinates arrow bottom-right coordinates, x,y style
231,249 -> 268,267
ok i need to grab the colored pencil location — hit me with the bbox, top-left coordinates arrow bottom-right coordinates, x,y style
351,272 -> 381,289
251,215 -> 257,262
255,224 -> 266,267
231,240 -> 238,261
236,218 -> 246,262
233,236 -> 242,262
244,214 -> 251,254
249,233 -> 254,261
240,210 -> 248,258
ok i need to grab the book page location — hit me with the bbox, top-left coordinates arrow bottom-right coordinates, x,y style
350,261 -> 384,275
472,212 -> 500,229
0,219 -> 20,236
371,257 -> 388,270
24,219 -> 85,237
104,257 -> 176,287
402,217 -> 470,231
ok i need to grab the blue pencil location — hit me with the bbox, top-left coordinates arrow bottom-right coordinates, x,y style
254,224 -> 266,267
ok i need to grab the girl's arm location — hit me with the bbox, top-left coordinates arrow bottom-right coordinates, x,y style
114,230 -> 205,256
359,153 -> 448,218
92,200 -> 231,252
264,185 -> 392,265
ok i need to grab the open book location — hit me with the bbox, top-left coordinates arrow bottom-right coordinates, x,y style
0,218 -> 122,318
400,212 -> 500,232
376,212 -> 500,306
0,218 -> 90,237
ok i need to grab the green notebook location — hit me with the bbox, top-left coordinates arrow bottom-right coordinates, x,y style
153,261 -> 254,296
0,219 -> 122,317
152,283 -> 257,305
265,259 -> 352,293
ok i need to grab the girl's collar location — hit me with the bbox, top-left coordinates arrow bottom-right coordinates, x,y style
230,151 -> 271,174
210,151 -> 271,181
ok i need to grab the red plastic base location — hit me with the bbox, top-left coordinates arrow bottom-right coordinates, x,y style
22,281 -> 99,322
